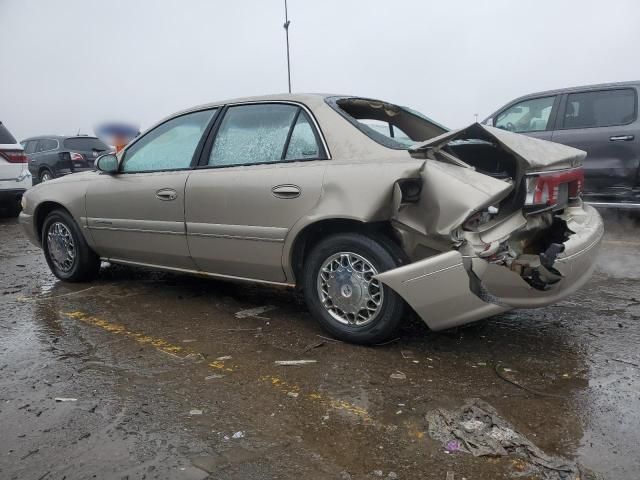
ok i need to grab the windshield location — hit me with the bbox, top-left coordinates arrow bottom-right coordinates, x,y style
325,96 -> 448,149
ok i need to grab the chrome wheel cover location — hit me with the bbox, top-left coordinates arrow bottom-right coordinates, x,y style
316,252 -> 384,326
41,172 -> 52,182
47,222 -> 76,272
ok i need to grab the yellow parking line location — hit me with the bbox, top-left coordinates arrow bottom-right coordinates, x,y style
61,311 -> 372,423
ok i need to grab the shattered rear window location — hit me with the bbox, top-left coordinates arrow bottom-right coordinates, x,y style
325,97 -> 448,150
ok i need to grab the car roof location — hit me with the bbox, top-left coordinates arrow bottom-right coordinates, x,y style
172,93 -> 339,116
508,80 -> 640,103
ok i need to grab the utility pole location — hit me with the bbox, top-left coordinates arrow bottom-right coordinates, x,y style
283,0 -> 291,93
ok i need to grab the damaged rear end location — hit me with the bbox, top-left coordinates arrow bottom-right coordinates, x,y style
378,124 -> 604,330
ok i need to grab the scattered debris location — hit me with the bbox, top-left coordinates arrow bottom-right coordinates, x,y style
389,371 -> 406,381
215,355 -> 232,361
388,472 -> 398,479
205,374 -> 225,380
446,472 -> 454,480
611,357 -> 640,367
426,398 -> 597,480
494,365 -> 566,399
54,397 -> 77,402
303,341 -> 325,352
287,391 -> 299,398
189,409 -> 203,415
78,432 -> 91,441
235,305 -> 277,319
275,360 -> 317,366
373,470 -> 383,477
21,448 -> 39,460
401,350 -> 415,359
231,431 -> 245,439
184,352 -> 205,361
316,334 -> 343,344
182,339 -> 197,343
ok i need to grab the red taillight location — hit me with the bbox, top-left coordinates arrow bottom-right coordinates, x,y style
70,152 -> 84,162
0,149 -> 28,163
525,167 -> 584,209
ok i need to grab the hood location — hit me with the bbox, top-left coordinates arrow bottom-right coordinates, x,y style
409,123 -> 586,171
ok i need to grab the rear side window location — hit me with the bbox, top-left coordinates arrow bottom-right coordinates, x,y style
562,89 -> 637,129
0,123 -> 17,144
63,137 -> 109,151
495,96 -> 556,133
209,104 -> 322,167
37,139 -> 58,152
24,140 -> 38,154
284,112 -> 321,160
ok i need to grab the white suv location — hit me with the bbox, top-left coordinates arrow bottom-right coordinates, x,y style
0,121 -> 31,216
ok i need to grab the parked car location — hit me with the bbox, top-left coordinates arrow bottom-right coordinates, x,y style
484,81 -> 640,209
21,135 -> 110,184
0,121 -> 30,216
19,94 -> 603,344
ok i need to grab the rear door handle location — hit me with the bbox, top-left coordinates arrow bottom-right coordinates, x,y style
271,184 -> 301,199
156,188 -> 177,201
609,135 -> 634,141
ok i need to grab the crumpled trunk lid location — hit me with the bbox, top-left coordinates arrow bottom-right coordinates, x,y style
409,123 -> 586,171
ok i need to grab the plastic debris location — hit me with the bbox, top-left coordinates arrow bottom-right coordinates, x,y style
54,397 -> 77,402
426,398 -> 599,480
388,472 -> 398,479
287,392 -> 299,398
189,409 -> 203,415
275,360 -> 317,366
216,355 -> 232,361
373,470 -> 383,477
389,371 -> 406,380
231,431 -> 245,439
235,305 -> 277,319
446,440 -> 462,452
205,374 -> 225,380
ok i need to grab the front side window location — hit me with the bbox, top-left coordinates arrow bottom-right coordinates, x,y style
495,96 -> 556,133
209,104 -> 320,167
122,109 -> 215,173
562,89 -> 636,129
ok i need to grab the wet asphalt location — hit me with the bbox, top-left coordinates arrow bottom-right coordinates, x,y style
0,211 -> 638,480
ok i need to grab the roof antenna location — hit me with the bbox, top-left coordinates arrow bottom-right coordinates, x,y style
77,128 -> 81,135
283,0 -> 291,93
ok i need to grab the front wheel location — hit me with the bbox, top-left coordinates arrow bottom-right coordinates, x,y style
42,209 -> 100,282
302,232 -> 407,345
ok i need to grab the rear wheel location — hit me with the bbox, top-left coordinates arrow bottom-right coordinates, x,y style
39,169 -> 53,183
42,209 -> 100,281
302,232 -> 407,344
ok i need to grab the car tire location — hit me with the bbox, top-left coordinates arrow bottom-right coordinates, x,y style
42,209 -> 100,282
7,201 -> 21,217
40,169 -> 54,183
302,232 -> 407,345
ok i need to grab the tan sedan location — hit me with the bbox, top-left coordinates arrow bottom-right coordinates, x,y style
20,94 -> 604,344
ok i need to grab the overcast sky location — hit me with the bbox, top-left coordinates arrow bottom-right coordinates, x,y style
1,0 -> 639,141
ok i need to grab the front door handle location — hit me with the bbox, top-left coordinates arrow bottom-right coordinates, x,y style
609,135 -> 634,141
156,188 -> 177,201
271,184 -> 301,199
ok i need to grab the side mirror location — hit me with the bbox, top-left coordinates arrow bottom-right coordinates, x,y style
96,153 -> 118,174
